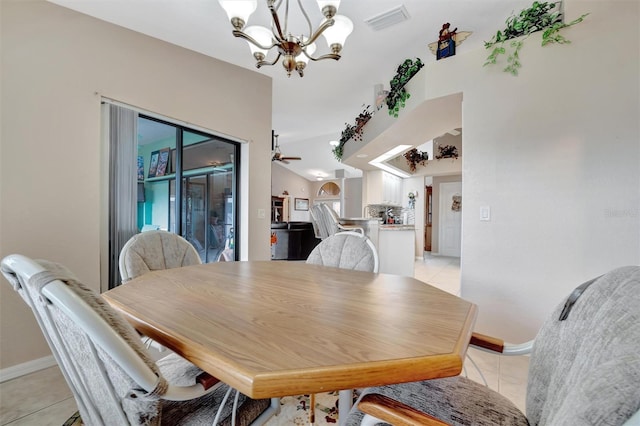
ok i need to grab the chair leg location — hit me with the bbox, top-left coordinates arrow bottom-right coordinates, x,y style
309,393 -> 315,425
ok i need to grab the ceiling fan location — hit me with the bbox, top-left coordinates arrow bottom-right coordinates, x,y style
271,133 -> 301,164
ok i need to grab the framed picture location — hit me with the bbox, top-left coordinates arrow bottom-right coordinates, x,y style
148,150 -> 160,178
137,156 -> 144,181
294,198 -> 309,211
155,148 -> 170,177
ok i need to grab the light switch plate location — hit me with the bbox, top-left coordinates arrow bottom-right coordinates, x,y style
257,208 -> 266,219
480,206 -> 491,221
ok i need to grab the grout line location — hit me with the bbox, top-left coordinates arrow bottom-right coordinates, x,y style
2,397 -> 76,426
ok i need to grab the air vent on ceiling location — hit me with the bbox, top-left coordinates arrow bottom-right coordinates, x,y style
364,5 -> 410,31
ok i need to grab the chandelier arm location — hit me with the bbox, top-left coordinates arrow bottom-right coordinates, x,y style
305,52 -> 341,62
296,0 -> 314,39
256,52 -> 282,68
284,0 -> 290,36
267,1 -> 287,42
232,30 -> 278,50
302,18 -> 334,48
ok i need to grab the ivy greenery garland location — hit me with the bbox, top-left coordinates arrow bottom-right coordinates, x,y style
484,1 -> 588,76
332,105 -> 373,161
386,58 -> 424,117
331,58 -> 424,160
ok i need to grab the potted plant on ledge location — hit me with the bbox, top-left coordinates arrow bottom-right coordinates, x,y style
404,148 -> 429,172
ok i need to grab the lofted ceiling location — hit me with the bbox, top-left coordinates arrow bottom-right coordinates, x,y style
48,0 -> 534,180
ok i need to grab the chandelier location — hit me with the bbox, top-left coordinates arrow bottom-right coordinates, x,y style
218,0 -> 353,77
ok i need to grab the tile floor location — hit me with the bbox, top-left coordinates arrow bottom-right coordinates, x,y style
0,254 -> 529,425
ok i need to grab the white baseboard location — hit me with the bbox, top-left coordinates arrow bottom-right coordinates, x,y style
0,355 -> 57,383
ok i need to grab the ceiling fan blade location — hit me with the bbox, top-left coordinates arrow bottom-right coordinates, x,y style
271,134 -> 300,163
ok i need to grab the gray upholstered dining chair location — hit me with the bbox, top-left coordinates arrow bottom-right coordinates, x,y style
320,203 -> 364,234
345,265 -> 640,426
309,204 -> 331,240
0,254 -> 277,426
119,230 -> 201,283
119,230 -> 204,355
306,230 -> 379,273
305,230 -> 379,423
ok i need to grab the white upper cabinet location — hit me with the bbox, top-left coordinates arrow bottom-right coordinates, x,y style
366,170 -> 403,206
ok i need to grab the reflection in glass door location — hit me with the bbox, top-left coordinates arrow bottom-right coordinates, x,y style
183,176 -> 206,253
138,115 -> 238,263
169,172 -> 236,263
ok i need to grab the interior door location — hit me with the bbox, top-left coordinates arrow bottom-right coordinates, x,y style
439,182 -> 462,257
424,186 -> 432,251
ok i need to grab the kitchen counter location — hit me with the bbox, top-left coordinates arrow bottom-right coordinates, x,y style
339,218 -> 380,247
380,224 -> 415,230
337,218 -> 414,277
378,225 -> 415,277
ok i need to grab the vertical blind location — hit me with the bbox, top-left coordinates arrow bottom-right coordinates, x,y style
107,104 -> 138,289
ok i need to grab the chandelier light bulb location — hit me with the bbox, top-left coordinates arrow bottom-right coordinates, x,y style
243,26 -> 273,59
316,0 -> 341,18
218,0 -> 257,29
321,15 -> 353,53
296,40 -> 316,65
295,41 -> 316,77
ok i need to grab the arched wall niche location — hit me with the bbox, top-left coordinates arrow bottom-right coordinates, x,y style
317,182 -> 340,197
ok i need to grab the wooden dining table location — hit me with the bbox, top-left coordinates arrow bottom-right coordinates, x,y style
103,261 -> 477,425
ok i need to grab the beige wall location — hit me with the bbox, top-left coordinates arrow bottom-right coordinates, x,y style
0,1 -> 272,370
271,163 -> 312,222
422,0 -> 639,341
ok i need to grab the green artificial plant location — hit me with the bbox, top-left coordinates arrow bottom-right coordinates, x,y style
386,58 -> 424,117
484,1 -> 588,75
332,105 -> 373,161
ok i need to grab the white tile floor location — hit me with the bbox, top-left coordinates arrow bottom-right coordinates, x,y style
0,254 -> 529,425
414,253 -> 529,412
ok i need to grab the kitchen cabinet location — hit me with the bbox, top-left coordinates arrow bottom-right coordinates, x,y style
366,170 -> 403,206
271,196 -> 289,222
378,226 -> 415,276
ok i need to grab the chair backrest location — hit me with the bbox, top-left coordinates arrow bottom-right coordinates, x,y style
306,231 -> 379,273
309,204 -> 331,240
526,266 -> 640,424
308,205 -> 323,240
119,230 -> 201,283
0,254 -> 173,425
321,203 -> 341,235
318,203 -> 365,236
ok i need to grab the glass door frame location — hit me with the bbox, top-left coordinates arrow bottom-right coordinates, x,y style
139,114 -> 240,262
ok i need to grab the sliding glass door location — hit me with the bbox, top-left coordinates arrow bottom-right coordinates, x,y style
106,107 -> 239,288
139,116 -> 239,264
